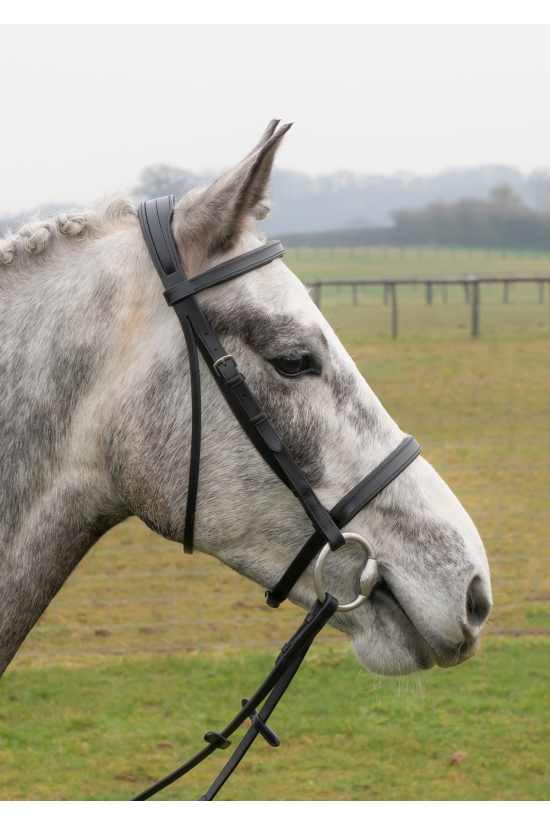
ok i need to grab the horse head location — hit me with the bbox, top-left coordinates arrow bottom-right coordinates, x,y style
0,121 -> 491,677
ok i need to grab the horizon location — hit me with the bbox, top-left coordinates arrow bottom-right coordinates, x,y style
1,25 -> 550,217
2,161 -> 549,224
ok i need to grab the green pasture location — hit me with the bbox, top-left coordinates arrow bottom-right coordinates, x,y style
1,245 -> 549,799
285,244 -> 550,281
1,639 -> 549,800
286,245 -> 550,342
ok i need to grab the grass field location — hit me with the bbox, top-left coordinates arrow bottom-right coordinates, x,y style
2,246 -> 549,800
1,639 -> 549,800
288,245 -> 550,340
285,244 -> 550,281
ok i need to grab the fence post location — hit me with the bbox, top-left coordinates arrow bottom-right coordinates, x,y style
426,282 -> 433,304
472,281 -> 479,337
391,283 -> 398,339
539,282 -> 544,304
352,284 -> 358,306
503,282 -> 509,303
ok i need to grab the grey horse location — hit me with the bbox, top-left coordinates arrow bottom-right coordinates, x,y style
0,121 -> 492,677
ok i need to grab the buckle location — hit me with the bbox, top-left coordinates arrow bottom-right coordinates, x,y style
213,354 -> 237,377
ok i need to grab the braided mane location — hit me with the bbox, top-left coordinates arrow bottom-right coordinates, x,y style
0,194 -> 138,268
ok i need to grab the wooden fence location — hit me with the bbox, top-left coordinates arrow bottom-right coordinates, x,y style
304,274 -> 550,338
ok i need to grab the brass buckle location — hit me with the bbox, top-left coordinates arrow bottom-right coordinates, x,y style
213,355 -> 237,377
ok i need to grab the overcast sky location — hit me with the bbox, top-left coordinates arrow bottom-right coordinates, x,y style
1,24 -> 549,216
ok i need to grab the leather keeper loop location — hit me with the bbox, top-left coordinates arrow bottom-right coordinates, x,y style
226,373 -> 246,389
204,731 -> 232,750
241,699 -> 280,748
163,283 -> 189,306
265,590 -> 281,608
249,412 -> 269,427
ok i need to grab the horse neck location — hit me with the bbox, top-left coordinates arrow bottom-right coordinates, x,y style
0,232 -> 143,673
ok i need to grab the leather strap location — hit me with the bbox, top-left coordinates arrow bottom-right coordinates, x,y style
163,240 -> 285,306
199,643 -> 306,800
173,299 -> 344,551
139,197 -> 200,553
265,436 -> 421,607
132,594 -> 338,802
180,317 -> 201,554
138,197 -> 345,554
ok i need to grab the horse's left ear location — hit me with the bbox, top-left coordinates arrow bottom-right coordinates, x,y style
172,120 -> 291,277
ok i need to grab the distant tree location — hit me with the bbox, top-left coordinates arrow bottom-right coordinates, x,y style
488,185 -> 523,209
526,174 -> 550,213
280,187 -> 550,250
130,164 -> 550,234
133,165 -> 204,201
389,189 -> 550,250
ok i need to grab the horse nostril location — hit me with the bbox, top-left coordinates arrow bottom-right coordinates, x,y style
466,575 -> 492,629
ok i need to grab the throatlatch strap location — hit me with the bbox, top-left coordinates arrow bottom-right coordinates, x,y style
138,196 -> 345,553
180,318 -> 201,553
139,197 -> 201,553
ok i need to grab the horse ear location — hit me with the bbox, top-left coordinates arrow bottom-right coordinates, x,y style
172,120 -> 291,277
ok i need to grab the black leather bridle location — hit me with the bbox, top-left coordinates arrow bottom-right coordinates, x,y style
132,196 -> 421,801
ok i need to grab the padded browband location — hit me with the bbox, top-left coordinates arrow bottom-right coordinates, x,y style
163,241 -> 285,306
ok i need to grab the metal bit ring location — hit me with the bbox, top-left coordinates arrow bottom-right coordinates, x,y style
314,532 -> 379,613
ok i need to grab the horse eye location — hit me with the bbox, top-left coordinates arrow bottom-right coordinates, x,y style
273,354 -> 310,377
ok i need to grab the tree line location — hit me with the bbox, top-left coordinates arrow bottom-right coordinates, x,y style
3,164 -> 550,251
279,187 -> 550,251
